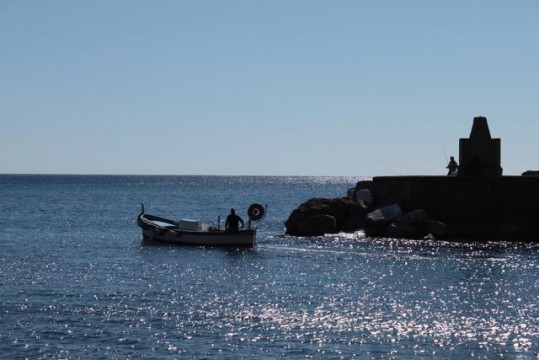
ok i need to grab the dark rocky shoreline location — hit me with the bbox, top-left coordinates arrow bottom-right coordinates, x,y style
285,179 -> 450,240
285,173 -> 539,241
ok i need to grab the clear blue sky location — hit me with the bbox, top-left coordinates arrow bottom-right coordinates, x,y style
1,1 -> 538,176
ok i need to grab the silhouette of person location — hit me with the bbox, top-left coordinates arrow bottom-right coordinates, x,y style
446,156 -> 458,175
225,208 -> 244,232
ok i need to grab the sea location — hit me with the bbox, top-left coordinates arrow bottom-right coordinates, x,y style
0,175 -> 538,359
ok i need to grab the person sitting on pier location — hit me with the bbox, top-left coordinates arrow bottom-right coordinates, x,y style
446,156 -> 458,175
226,208 -> 244,232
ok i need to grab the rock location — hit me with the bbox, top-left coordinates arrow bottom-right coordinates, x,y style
366,209 -> 386,225
285,197 -> 369,236
297,215 -> 337,236
365,217 -> 446,240
522,170 -> 539,176
356,189 -> 373,207
387,222 -> 418,239
354,181 -> 373,205
423,233 -> 437,241
511,228 -> 539,242
364,226 -> 388,238
355,180 -> 373,192
366,203 -> 403,226
395,209 -> 429,225
425,220 -> 447,238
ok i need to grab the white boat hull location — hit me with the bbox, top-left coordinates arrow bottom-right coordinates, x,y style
138,213 -> 255,246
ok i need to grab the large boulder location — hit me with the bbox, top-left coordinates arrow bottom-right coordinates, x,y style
425,220 -> 448,238
522,170 -> 539,176
297,215 -> 338,236
386,222 -> 418,239
364,205 -> 449,240
353,180 -> 374,207
285,197 -> 369,236
366,203 -> 403,227
355,180 -> 373,192
395,209 -> 429,226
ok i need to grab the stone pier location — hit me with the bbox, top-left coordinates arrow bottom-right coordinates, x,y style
372,175 -> 539,240
285,116 -> 539,240
371,117 -> 539,241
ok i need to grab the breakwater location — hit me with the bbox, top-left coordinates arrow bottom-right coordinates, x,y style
286,116 -> 539,241
373,175 -> 539,241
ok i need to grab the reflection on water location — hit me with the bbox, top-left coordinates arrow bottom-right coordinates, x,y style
0,175 -> 538,358
3,233 -> 537,358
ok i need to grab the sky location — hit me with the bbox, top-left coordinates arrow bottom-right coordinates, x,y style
1,1 -> 538,176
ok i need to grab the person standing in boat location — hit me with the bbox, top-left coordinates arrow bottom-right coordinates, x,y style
226,208 -> 244,232
446,156 -> 458,175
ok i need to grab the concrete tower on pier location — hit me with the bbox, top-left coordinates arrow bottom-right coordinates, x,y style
458,116 -> 503,176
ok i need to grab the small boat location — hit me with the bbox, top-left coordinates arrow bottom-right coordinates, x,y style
137,203 -> 266,247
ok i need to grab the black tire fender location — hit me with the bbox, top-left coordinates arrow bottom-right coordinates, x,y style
247,203 -> 265,221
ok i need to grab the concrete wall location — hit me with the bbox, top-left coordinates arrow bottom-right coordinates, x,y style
372,176 -> 539,240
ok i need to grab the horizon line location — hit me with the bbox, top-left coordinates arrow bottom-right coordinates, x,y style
0,173 -> 369,178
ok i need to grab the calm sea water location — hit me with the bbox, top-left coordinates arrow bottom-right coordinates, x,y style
0,175 -> 538,359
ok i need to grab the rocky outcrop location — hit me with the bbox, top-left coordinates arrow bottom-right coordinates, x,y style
285,180 -> 448,240
296,215 -> 337,236
366,203 -> 403,226
285,197 -> 370,236
522,170 -> 539,176
365,207 -> 448,240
